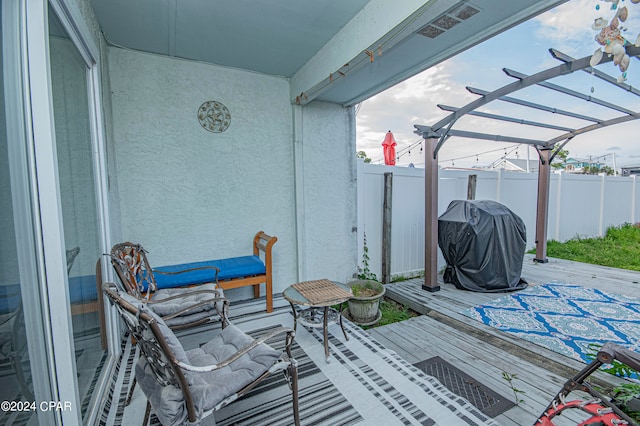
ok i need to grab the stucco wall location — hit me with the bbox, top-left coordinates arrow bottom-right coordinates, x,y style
66,0 -> 101,48
301,102 -> 358,282
108,48 -> 298,297
107,48 -> 358,298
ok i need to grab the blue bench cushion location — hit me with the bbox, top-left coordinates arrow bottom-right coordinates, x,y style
153,255 -> 266,290
0,275 -> 96,315
68,275 -> 98,305
0,285 -> 21,315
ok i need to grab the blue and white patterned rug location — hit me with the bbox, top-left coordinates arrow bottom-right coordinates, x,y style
461,283 -> 640,367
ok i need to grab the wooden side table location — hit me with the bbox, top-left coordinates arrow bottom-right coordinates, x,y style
283,280 -> 352,362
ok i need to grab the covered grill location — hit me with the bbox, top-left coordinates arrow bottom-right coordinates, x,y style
438,200 -> 528,292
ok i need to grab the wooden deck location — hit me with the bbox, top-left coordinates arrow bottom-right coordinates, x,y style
369,254 -> 640,425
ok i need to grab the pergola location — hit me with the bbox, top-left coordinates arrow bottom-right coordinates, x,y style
414,45 -> 640,292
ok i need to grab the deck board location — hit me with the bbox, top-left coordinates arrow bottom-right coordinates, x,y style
370,255 -> 639,424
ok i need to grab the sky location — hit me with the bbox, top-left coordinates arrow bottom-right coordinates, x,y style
355,0 -> 640,170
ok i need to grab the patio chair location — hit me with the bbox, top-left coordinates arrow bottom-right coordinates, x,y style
109,242 -> 229,330
66,246 -> 80,274
108,242 -> 231,404
0,304 -> 33,402
102,282 -> 300,426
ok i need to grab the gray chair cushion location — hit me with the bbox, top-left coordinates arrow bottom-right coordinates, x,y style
140,306 -> 190,365
115,281 -> 224,327
118,290 -> 191,365
135,323 -> 281,426
150,284 -> 224,319
187,324 -> 282,409
162,309 -> 220,328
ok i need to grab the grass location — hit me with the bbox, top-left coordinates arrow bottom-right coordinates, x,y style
377,298 -> 419,326
528,223 -> 640,271
340,296 -> 418,329
359,297 -> 419,330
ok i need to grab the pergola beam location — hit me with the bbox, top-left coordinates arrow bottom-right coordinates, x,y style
503,68 -> 637,115
466,87 -> 603,123
429,129 -> 547,146
550,49 -> 640,98
438,104 -> 575,132
546,112 -> 640,145
422,48 -> 632,134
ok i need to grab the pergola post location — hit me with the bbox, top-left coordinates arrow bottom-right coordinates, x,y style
534,147 -> 552,263
423,137 -> 440,292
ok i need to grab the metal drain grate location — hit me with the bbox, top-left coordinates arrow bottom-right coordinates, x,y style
413,356 -> 515,417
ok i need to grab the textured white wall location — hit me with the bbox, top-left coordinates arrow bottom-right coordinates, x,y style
108,48 -> 357,297
300,102 -> 358,282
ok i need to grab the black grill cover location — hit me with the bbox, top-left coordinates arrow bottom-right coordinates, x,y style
438,200 -> 528,292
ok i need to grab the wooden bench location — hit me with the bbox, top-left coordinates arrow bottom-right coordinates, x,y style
212,231 -> 277,312
1,278 -> 97,317
116,231 -> 277,313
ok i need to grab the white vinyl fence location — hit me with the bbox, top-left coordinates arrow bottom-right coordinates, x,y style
357,161 -> 639,280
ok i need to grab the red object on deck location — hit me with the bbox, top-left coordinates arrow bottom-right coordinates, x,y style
382,131 -> 397,166
537,400 -> 626,426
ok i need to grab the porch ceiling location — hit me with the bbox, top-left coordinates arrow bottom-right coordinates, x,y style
90,0 -> 566,106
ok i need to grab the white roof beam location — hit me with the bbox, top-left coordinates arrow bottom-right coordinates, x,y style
289,0 -> 436,104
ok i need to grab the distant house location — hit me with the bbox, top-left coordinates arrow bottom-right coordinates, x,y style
621,166 -> 640,177
562,158 -> 603,173
491,158 -> 539,172
563,158 -> 588,172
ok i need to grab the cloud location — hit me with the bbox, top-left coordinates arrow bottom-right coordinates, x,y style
356,59 -> 481,163
534,0 -> 596,45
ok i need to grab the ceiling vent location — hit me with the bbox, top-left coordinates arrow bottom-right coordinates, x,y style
417,2 -> 480,39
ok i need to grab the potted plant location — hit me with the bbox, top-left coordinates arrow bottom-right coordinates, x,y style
346,279 -> 385,326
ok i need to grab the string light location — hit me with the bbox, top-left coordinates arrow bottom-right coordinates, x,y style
380,137 -> 526,168
438,144 -> 522,166
393,138 -> 425,161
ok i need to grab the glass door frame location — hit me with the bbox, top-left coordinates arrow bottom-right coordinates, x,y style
24,0 -> 114,423
3,1 -> 55,424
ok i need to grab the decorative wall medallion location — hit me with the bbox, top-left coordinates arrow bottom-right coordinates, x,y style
197,101 -> 231,133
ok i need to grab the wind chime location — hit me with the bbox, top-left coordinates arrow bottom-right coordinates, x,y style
590,0 -> 640,82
